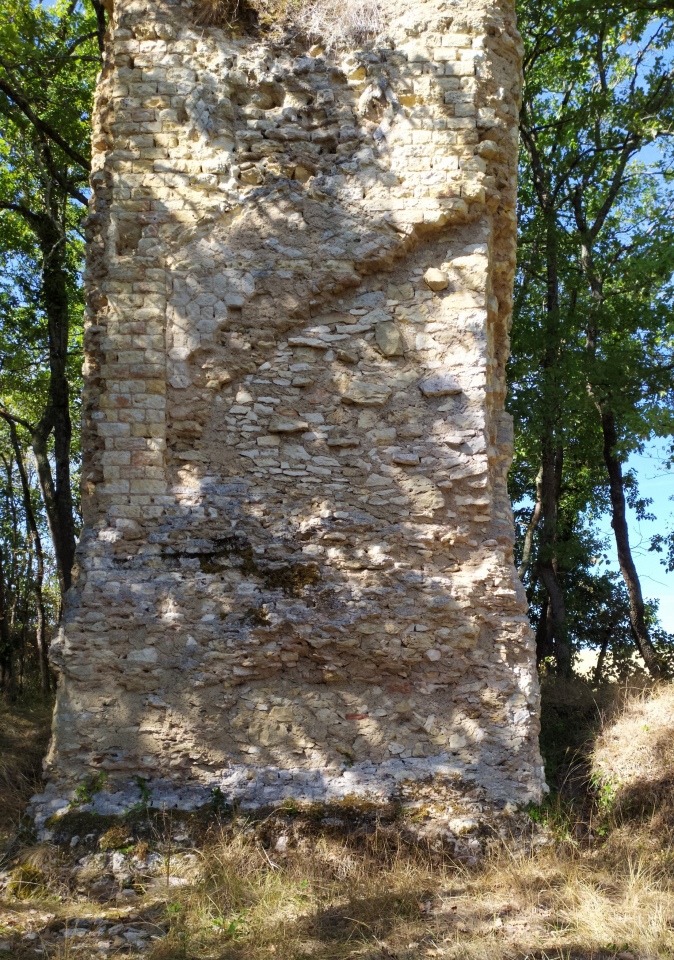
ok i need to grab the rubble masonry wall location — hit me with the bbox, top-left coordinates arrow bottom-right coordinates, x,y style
36,0 -> 545,821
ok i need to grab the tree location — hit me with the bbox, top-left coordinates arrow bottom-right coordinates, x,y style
0,0 -> 101,597
0,425 -> 58,697
513,0 -> 674,676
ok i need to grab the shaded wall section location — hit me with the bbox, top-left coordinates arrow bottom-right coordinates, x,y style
34,0 -> 545,821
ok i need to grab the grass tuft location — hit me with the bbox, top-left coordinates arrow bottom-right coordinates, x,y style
192,0 -> 385,47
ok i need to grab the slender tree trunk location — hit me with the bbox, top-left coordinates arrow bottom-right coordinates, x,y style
90,0 -> 109,54
600,407 -> 666,679
538,437 -> 570,674
576,221 -> 665,681
535,208 -> 570,673
593,629 -> 610,686
535,594 -> 553,665
6,420 -> 51,692
3,459 -> 21,645
519,465 -> 543,580
0,546 -> 15,699
18,558 -> 32,696
3,457 -> 18,594
32,210 -> 76,596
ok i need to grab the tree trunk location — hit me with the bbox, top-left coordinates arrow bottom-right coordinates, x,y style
534,207 -> 570,673
538,436 -> 570,674
32,210 -> 77,596
0,545 -> 15,699
593,630 -> 610,686
535,594 -> 553,665
518,464 -> 543,580
572,205 -> 666,680
90,0 -> 109,54
18,557 -> 32,696
600,407 -> 666,679
6,420 -> 51,693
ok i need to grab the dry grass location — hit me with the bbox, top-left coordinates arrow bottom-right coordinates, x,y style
0,698 -> 52,859
157,830 -> 442,957
295,0 -> 384,48
143,822 -> 674,960
2,683 -> 674,959
592,683 -> 674,807
193,0 -> 385,47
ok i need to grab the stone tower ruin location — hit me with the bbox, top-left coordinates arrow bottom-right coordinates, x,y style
35,0 -> 545,821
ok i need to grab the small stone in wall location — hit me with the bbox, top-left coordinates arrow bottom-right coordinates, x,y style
400,475 -> 445,514
419,374 -> 462,397
206,371 -> 232,389
423,268 -> 450,291
392,451 -> 420,465
341,382 -> 392,406
269,416 -> 310,433
115,519 -> 142,540
127,649 -> 158,663
293,165 -> 312,183
375,322 -> 404,357
347,65 -> 367,82
336,347 -> 359,364
477,140 -> 501,160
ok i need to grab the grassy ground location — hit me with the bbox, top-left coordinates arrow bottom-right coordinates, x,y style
0,681 -> 673,959
0,698 -> 52,859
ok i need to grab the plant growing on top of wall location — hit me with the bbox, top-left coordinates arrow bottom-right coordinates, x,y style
193,0 -> 384,47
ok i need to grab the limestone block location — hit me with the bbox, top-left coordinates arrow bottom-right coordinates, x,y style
341,382 -> 392,406
424,268 -> 450,291
269,416 -> 310,433
419,374 -> 463,397
375,322 -> 404,357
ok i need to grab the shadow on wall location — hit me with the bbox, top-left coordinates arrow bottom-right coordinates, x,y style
41,0 -> 543,819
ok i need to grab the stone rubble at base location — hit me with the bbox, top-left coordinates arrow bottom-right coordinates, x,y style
33,0 -> 546,824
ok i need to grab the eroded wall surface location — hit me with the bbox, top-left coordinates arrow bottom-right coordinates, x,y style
36,0 -> 545,820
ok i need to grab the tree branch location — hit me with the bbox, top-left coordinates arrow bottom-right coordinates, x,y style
0,406 -> 35,436
0,70 -> 90,172
43,145 -> 89,206
0,199 -> 42,227
88,0 -> 108,55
